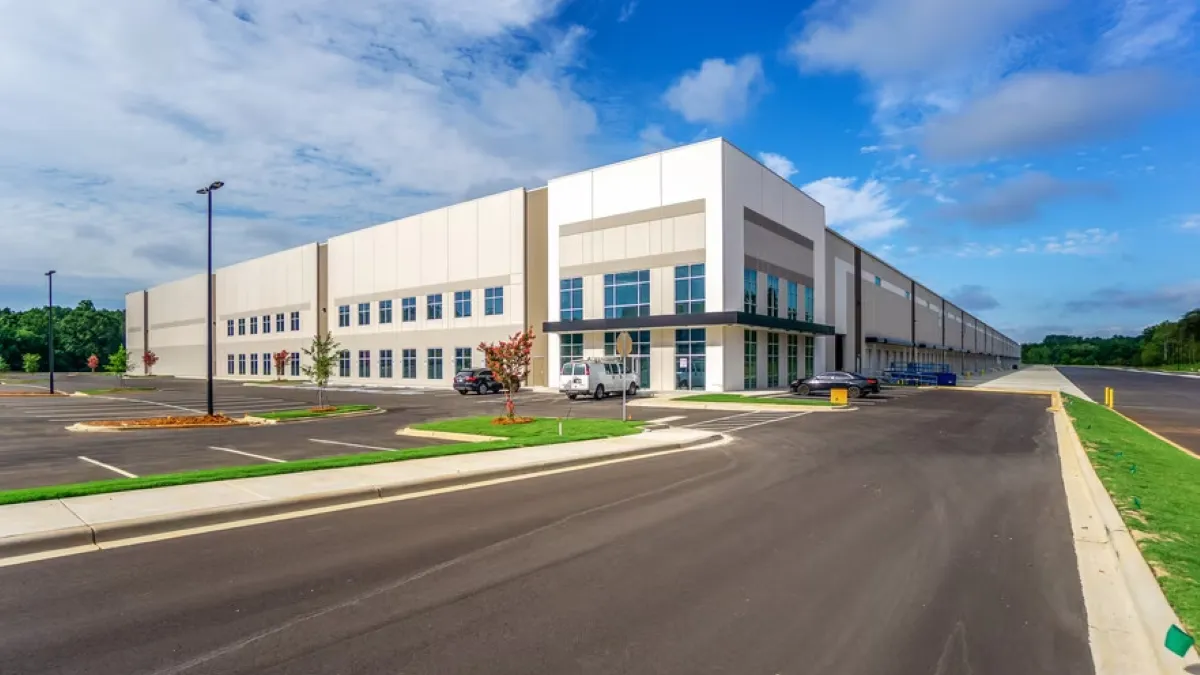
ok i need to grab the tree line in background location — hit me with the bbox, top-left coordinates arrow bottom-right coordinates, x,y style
0,301 -> 126,373
1022,309 -> 1200,368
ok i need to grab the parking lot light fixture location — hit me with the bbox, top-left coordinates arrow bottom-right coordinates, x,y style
197,181 -> 224,416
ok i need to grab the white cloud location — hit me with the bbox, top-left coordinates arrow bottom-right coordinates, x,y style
921,70 -> 1175,161
638,124 -> 678,151
663,55 -> 765,125
1180,214 -> 1200,231
757,152 -> 797,180
618,0 -> 639,22
0,0 -> 597,300
801,176 -> 907,240
1016,228 -> 1120,255
1099,0 -> 1197,66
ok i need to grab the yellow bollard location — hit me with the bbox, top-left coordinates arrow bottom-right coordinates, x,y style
1104,386 -> 1115,408
830,387 -> 848,406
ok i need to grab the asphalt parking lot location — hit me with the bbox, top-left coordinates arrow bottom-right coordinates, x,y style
0,374 -> 928,491
1057,365 -> 1200,455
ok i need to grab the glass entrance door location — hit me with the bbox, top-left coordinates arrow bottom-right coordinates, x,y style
674,328 -> 706,390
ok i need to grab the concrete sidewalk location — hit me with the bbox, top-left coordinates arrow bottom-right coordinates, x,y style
0,427 -> 720,565
959,365 -> 1091,400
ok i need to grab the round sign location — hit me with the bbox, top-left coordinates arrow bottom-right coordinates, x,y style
616,331 -> 633,356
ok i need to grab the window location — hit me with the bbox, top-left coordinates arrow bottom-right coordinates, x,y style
401,297 -> 416,322
402,349 -> 417,378
276,313 -> 285,333
427,348 -> 443,380
744,330 -> 758,389
262,315 -> 271,334
238,353 -> 246,375
358,350 -> 370,378
560,333 -> 583,364
427,294 -> 443,320
604,330 -> 650,388
767,275 -> 780,318
744,269 -> 758,313
603,270 -> 650,319
226,320 -> 234,337
455,347 -> 472,372
675,328 -> 706,390
250,316 -> 258,335
804,336 -> 815,378
290,353 -> 300,377
484,287 -> 503,316
787,281 -> 798,321
262,352 -> 271,376
804,287 -> 814,322
379,300 -> 393,324
238,318 -> 246,335
454,290 -> 471,318
338,305 -> 350,327
338,350 -> 351,377
874,275 -> 882,287
560,277 -> 583,321
358,302 -> 370,326
250,353 -> 258,375
674,264 -> 705,314
227,354 -> 234,374
380,349 -> 393,378
290,311 -> 300,331
767,333 -> 780,387
787,335 -> 798,384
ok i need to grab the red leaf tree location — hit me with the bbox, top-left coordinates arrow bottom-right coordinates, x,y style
87,354 -> 99,373
478,328 -> 535,420
142,350 -> 159,376
272,350 -> 290,380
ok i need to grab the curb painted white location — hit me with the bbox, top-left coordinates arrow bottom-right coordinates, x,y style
396,428 -> 503,443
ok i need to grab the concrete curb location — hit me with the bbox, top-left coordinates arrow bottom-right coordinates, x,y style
0,431 -> 722,563
628,398 -> 855,413
397,428 -> 503,443
64,408 -> 384,432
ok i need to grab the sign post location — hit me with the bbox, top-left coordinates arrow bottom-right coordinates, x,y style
616,332 -> 633,421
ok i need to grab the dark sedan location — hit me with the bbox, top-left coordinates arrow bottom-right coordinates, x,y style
453,368 -> 502,395
790,371 -> 880,398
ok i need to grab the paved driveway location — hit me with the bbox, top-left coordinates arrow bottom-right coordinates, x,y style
1058,366 -> 1200,454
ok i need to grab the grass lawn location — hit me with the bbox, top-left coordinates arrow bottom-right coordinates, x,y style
78,386 -> 156,394
253,404 -> 376,420
676,393 -> 838,406
0,416 -> 644,505
1065,394 -> 1200,633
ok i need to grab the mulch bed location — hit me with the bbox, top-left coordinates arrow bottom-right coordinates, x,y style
492,416 -> 535,425
83,415 -> 245,428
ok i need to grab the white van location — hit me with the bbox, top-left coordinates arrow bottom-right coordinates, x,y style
560,359 -> 639,400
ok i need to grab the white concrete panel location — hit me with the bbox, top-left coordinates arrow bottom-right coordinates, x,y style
447,201 -> 478,281
761,172 -> 785,224
601,227 -> 624,262
626,220 -> 650,259
592,154 -> 662,219
420,209 -> 449,284
396,215 -> 421,289
373,223 -> 397,292
661,140 -> 721,206
559,234 -> 583,267
548,172 -> 593,227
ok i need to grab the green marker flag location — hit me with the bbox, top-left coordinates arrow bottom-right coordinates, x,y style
1130,463 -> 1137,474
1133,497 -> 1142,510
1165,624 -> 1195,657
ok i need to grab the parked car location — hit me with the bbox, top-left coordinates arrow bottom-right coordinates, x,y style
453,368 -> 502,395
560,359 -> 639,400
790,371 -> 880,398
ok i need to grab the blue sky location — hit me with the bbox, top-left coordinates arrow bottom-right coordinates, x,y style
1,0 -> 1197,343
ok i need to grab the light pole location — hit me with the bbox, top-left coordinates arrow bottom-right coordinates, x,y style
196,181 -> 224,416
45,271 -> 56,394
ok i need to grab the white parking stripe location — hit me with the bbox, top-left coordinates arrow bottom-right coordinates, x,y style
647,415 -> 687,424
308,438 -> 396,452
208,446 -> 285,463
78,456 -> 138,478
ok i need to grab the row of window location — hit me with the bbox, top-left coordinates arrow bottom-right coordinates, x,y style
328,347 -> 475,380
226,312 -> 302,337
743,330 -> 815,389
227,352 -> 302,377
743,269 -> 814,321
336,288 -> 504,328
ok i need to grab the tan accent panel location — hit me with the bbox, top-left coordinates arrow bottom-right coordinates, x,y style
743,208 -> 815,250
744,255 -> 814,289
332,275 -> 516,307
558,199 -> 705,236
317,243 -> 329,336
149,318 -> 206,330
560,249 -> 705,280
525,188 -> 549,386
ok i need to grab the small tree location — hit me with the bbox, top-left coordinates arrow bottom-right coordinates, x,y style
142,350 -> 159,376
87,354 -> 100,373
302,333 -> 340,408
23,353 -> 41,374
104,345 -> 131,386
273,350 -> 290,381
478,328 -> 535,420
0,355 -> 9,373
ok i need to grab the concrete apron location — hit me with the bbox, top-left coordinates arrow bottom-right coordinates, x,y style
0,428 -> 724,568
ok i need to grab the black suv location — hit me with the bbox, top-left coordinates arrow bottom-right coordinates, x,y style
453,368 -> 502,395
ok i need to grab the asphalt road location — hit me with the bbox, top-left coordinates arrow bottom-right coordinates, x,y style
1058,366 -> 1200,454
0,390 -> 1093,675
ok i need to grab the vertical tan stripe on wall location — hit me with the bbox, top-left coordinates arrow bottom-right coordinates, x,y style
524,188 -> 549,387
317,243 -> 329,337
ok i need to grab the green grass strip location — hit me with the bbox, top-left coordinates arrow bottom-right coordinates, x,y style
77,387 -> 157,395
675,393 -> 837,406
0,417 -> 643,506
1064,394 -> 1200,633
254,404 -> 376,420
412,415 -> 642,439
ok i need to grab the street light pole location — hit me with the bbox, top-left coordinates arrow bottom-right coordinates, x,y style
196,181 -> 224,417
45,270 -> 56,394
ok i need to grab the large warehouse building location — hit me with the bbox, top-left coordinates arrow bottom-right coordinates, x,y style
126,139 -> 1019,391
